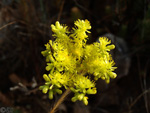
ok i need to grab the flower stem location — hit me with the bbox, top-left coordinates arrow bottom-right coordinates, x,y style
50,89 -> 71,113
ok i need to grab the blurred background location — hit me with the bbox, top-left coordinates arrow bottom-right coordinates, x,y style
0,0 -> 150,113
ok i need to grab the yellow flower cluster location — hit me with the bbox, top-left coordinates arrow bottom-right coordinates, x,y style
40,19 -> 117,105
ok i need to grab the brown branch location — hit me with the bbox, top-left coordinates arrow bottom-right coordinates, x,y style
0,21 -> 16,31
50,89 -> 71,113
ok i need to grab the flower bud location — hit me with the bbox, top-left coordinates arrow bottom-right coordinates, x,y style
87,88 -> 97,94
49,55 -> 55,63
107,44 -> 115,50
49,90 -> 53,99
109,72 -> 117,79
46,63 -> 53,71
101,76 -> 105,80
78,94 -> 84,101
43,74 -> 50,82
105,79 -> 110,84
71,96 -> 78,102
55,83 -> 61,88
42,85 -> 49,94
56,21 -> 60,28
51,25 -> 57,32
70,87 -> 78,93
39,85 -> 44,90
55,89 -> 62,94
49,85 -> 53,89
94,72 -> 99,76
83,96 -> 88,105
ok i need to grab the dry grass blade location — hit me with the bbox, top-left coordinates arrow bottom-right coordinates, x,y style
129,89 -> 150,110
0,21 -> 16,31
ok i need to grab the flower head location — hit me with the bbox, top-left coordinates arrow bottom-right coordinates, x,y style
40,19 -> 117,105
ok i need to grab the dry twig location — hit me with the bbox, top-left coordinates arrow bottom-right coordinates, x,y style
0,21 -> 16,31
50,89 -> 71,113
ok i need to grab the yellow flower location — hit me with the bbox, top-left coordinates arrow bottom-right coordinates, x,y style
74,19 -> 91,32
40,19 -> 117,105
72,19 -> 91,42
51,21 -> 68,35
99,37 -> 115,51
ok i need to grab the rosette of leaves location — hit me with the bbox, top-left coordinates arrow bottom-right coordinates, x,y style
40,19 -> 117,105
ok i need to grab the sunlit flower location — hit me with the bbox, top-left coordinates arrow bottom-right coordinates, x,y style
40,19 -> 117,105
